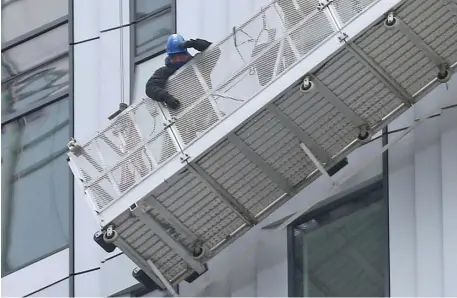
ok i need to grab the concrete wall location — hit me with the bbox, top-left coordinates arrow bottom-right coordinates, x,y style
388,75 -> 457,297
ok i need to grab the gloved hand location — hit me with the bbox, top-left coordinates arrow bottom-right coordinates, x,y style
164,96 -> 181,110
180,39 -> 211,52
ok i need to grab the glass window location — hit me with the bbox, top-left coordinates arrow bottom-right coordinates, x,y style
1,0 -> 68,44
2,56 -> 69,117
1,97 -> 70,276
135,10 -> 173,57
291,183 -> 387,297
2,24 -> 69,80
134,0 -> 171,20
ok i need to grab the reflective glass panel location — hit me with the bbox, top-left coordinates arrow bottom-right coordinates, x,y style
135,10 -> 173,57
2,24 -> 68,80
2,57 -> 69,117
1,0 -> 68,44
1,97 -> 70,276
134,0 -> 171,19
292,184 -> 386,296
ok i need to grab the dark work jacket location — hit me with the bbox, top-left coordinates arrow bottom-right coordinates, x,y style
145,42 -> 219,103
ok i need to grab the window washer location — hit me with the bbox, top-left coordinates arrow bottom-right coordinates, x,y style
145,34 -> 216,110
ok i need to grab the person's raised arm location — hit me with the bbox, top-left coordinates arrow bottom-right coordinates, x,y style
145,67 -> 181,109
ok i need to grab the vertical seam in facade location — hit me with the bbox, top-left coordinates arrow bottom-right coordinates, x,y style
68,0 -> 75,296
382,126 -> 391,297
438,118 -> 445,295
129,0 -> 135,102
286,225 -> 296,297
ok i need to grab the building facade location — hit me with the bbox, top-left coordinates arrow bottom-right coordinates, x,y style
1,0 -> 457,297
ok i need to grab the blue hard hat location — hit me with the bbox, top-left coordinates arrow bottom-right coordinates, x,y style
166,34 -> 186,55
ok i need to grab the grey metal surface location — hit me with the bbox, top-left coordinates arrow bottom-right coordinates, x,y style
67,0 -> 457,287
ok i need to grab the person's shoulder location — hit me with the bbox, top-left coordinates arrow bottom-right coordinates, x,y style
153,65 -> 169,74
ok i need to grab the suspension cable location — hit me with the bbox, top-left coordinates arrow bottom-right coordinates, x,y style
119,0 -> 125,104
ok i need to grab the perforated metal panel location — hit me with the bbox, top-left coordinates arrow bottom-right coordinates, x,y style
333,0 -> 378,25
165,0 -> 335,148
69,99 -> 180,211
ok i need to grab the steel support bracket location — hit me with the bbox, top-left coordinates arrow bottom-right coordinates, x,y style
384,12 -> 448,68
188,163 -> 258,226
344,42 -> 415,106
163,118 -> 177,129
180,153 -> 190,163
338,32 -> 348,43
308,74 -> 368,128
130,203 -> 207,274
227,133 -> 296,196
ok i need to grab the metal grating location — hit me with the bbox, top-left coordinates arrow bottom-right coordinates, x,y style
113,215 -> 186,281
315,48 -> 406,126
274,87 -> 359,158
196,140 -> 286,218
397,0 -> 457,70
353,18 -> 438,96
150,169 -> 247,250
235,110 -> 317,186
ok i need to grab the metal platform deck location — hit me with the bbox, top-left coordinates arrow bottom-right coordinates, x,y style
67,0 -> 457,290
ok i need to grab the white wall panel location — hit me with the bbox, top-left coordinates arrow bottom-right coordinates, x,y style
440,108 -> 457,296
1,249 -> 69,297
99,254 -> 139,297
73,0 -> 103,280
74,269 -> 101,297
73,0 -> 135,296
99,26 -> 131,121
29,279 -> 69,297
99,0 -> 129,31
389,74 -> 457,297
176,0 -> 270,42
73,0 -> 99,42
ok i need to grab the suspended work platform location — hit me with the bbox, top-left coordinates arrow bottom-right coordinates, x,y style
67,0 -> 457,292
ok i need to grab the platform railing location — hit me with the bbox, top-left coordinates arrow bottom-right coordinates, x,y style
68,0 -> 380,212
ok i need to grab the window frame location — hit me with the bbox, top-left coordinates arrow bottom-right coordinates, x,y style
287,128 -> 390,298
130,0 -> 176,65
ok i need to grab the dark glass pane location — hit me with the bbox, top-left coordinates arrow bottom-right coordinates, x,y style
2,57 -> 69,117
293,188 -> 386,297
2,24 -> 68,80
135,10 -> 173,57
134,0 -> 171,20
1,97 -> 70,276
1,0 -> 68,44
